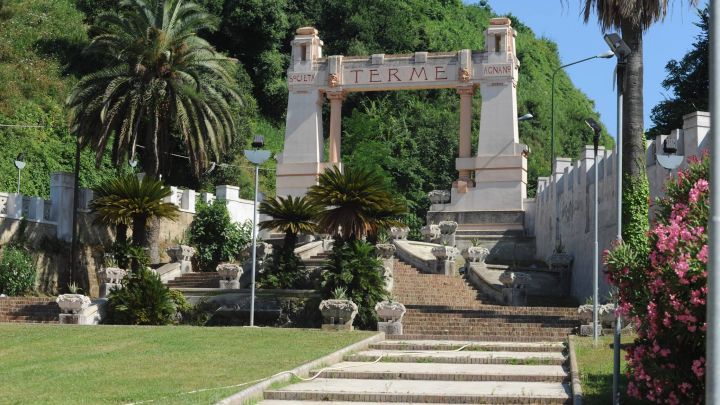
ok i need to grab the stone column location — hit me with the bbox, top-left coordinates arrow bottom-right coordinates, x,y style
327,91 -> 344,164
456,86 -> 474,188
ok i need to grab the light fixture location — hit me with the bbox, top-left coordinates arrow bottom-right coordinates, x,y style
518,113 -> 534,121
604,33 -> 631,60
14,153 -> 25,194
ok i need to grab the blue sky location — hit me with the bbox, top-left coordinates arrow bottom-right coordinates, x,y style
485,0 -> 706,137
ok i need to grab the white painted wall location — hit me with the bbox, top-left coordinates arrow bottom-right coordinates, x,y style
533,111 -> 710,302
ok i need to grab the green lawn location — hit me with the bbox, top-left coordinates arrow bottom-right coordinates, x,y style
572,334 -> 650,405
0,324 -> 374,404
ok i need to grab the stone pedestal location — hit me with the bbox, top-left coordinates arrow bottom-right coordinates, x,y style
378,321 -> 403,335
217,263 -> 243,289
219,280 -> 240,289
431,246 -> 459,276
375,301 -> 406,336
167,245 -> 196,273
98,267 -> 128,298
100,283 -> 121,298
376,244 -> 396,292
499,271 -> 531,306
319,299 -> 358,330
438,221 -> 457,247
579,322 -> 603,337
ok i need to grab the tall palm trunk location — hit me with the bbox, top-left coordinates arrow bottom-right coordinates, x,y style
620,22 -> 650,248
143,142 -> 162,264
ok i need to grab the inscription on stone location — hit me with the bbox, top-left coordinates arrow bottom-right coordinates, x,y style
343,65 -> 450,85
483,64 -> 513,76
288,73 -> 316,83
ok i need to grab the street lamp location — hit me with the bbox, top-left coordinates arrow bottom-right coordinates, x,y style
585,118 -> 602,347
244,136 -> 271,327
605,32 -> 631,405
550,50 -> 614,253
518,113 -> 534,122
13,153 -> 25,194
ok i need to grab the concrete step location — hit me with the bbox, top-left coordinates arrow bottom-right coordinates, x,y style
260,401 -> 457,405
345,349 -> 566,365
263,378 -> 571,404
312,361 -> 568,383
390,334 -> 570,343
370,340 -> 565,353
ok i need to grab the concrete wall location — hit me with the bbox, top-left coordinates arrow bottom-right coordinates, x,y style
533,111 -> 711,303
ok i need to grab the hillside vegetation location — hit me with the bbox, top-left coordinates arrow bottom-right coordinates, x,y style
0,0 -> 612,223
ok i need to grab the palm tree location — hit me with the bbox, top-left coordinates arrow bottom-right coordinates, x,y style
66,0 -> 241,178
91,175 -> 179,248
578,0 -> 698,245
259,196 -> 321,250
306,166 -> 407,241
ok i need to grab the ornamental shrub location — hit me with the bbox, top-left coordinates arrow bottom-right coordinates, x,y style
0,245 -> 35,296
322,238 -> 387,330
104,267 -> 176,325
605,154 -> 708,404
189,201 -> 252,272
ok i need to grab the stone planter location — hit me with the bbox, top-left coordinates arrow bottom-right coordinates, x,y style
319,299 -> 358,330
499,271 -> 531,306
390,226 -> 409,240
375,301 -> 406,322
462,246 -> 489,264
375,243 -> 396,259
431,245 -> 459,261
578,303 -> 620,328
420,224 -> 440,242
438,221 -> 458,235
97,267 -> 127,284
56,294 -> 91,314
428,190 -> 450,205
216,263 -> 243,289
499,271 -> 531,288
166,245 -> 196,263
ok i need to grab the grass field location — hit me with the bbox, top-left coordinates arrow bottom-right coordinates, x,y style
0,324 -> 374,404
572,334 -> 650,405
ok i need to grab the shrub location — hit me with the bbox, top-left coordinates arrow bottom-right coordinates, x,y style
104,268 -> 175,325
0,245 -> 35,296
322,239 -> 387,330
259,248 -> 305,289
107,241 -> 150,272
189,201 -> 252,272
605,154 -> 708,404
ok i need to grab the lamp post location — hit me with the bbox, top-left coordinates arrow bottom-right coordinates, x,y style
13,153 -> 25,194
550,51 -> 614,252
605,32 -> 631,405
518,113 -> 534,122
585,118 -> 602,347
244,136 -> 271,327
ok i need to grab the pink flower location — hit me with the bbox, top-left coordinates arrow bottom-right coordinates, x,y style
692,358 -> 705,378
698,245 -> 709,264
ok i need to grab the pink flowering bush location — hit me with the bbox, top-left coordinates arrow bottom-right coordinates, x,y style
605,154 -> 708,404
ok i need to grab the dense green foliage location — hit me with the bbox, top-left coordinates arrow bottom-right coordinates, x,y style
105,267 -> 176,325
188,200 -> 252,271
322,239 -> 387,330
307,166 -> 407,240
258,195 -> 320,289
1,0 -> 610,225
90,175 -> 179,247
649,7 -> 708,137
0,245 -> 36,296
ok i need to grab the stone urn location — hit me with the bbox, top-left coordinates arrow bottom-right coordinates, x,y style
56,294 -> 91,314
319,299 -> 358,329
420,224 -> 440,242
375,301 -> 406,322
428,190 -> 450,205
375,243 -> 396,259
499,271 -> 531,288
462,246 -> 490,264
216,263 -> 243,289
167,245 -> 196,262
97,267 -> 128,285
390,226 -> 409,240
438,221 -> 458,235
578,303 -> 619,327
431,245 -> 459,261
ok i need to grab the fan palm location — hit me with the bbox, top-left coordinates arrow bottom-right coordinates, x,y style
307,166 -> 407,240
91,174 -> 179,248
259,196 -> 321,248
577,0 -> 698,244
67,0 -> 241,177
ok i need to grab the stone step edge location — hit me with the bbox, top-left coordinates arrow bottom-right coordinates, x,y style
312,369 -> 569,383
370,342 -> 564,352
263,390 -> 570,404
344,354 -> 566,366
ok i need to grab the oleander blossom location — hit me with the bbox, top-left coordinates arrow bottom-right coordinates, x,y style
605,154 -> 708,404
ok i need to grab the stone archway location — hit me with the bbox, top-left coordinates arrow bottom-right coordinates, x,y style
276,18 -> 529,214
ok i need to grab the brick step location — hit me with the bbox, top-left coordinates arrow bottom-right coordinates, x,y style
400,328 -> 574,337
0,297 -> 60,324
402,321 -> 579,329
312,362 -> 569,383
404,313 -> 578,322
371,340 -> 565,353
262,379 -> 570,404
345,349 -> 566,365
389,334 -> 568,343
405,306 -> 579,316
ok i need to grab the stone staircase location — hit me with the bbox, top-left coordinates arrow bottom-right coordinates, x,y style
0,297 -> 59,323
166,272 -> 221,289
259,339 -> 571,404
394,260 -> 579,341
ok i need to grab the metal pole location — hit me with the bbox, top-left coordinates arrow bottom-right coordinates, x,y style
593,146 -> 599,346
16,168 -> 20,194
706,0 -> 720,402
69,136 -> 82,286
613,56 -> 625,405
249,164 -> 260,327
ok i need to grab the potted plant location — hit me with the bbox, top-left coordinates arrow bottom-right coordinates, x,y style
318,287 -> 358,328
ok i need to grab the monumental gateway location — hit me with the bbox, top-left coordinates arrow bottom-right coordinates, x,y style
276,18 -> 529,219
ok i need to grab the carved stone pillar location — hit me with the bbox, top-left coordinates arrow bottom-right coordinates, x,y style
327,91 -> 345,164
456,86 -> 474,190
